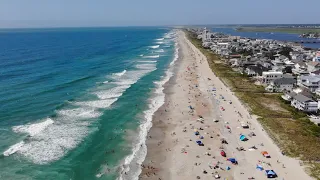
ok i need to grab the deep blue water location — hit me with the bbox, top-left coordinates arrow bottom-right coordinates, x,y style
0,27 -> 177,180
209,27 -> 320,49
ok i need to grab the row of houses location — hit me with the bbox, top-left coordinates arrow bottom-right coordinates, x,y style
190,28 -> 320,115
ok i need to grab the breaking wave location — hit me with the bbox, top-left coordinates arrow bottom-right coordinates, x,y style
155,49 -> 164,53
143,55 -> 159,59
113,70 -> 127,77
149,45 -> 159,49
4,61 -> 158,165
117,30 -> 178,180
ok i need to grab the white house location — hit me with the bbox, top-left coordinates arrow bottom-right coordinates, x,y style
282,92 -> 297,101
307,61 -> 320,72
261,71 -> 283,85
298,75 -> 320,92
312,51 -> 320,62
266,78 -> 296,92
291,94 -> 318,113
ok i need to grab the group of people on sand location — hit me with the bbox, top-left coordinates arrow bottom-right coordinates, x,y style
138,36 -> 292,180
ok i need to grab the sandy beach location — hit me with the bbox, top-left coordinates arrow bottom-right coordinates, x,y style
140,30 -> 313,180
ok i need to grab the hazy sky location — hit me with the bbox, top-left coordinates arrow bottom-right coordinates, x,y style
0,0 -> 319,28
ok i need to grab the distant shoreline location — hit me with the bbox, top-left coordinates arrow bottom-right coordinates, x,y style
236,27 -> 320,34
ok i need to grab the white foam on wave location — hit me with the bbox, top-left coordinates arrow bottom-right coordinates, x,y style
149,45 -> 159,49
5,107 -> 102,163
156,41 -> 164,44
3,141 -> 25,156
143,55 -> 159,59
4,31 -> 168,165
170,45 -> 180,66
57,108 -> 102,119
94,87 -> 126,100
155,38 -> 164,41
74,99 -> 118,109
12,118 -> 54,137
16,120 -> 90,164
137,60 -> 156,63
155,49 -> 164,53
113,70 -> 127,77
139,54 -> 144,57
136,64 -> 157,70
118,30 -> 178,180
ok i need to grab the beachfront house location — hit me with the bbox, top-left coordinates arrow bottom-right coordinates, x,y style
292,62 -> 309,75
291,94 -> 318,113
244,64 -> 269,77
265,77 -> 296,92
310,70 -> 320,76
298,75 -> 320,92
312,51 -> 320,62
261,71 -> 283,85
307,61 -> 320,72
282,92 -> 297,101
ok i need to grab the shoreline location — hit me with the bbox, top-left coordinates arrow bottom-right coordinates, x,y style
118,31 -> 179,180
139,30 -> 314,180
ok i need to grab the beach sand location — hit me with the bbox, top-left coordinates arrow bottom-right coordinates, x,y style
139,30 -> 313,180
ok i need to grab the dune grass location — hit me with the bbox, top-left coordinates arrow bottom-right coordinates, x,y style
185,30 -> 320,179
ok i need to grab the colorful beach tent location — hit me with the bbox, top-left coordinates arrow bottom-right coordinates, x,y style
220,150 -> 226,157
265,170 -> 277,178
256,164 -> 264,171
239,135 -> 247,141
227,158 -> 237,164
196,140 -> 203,146
261,151 -> 271,158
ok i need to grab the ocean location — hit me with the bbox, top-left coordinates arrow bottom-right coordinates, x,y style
0,27 -> 178,180
209,27 -> 320,49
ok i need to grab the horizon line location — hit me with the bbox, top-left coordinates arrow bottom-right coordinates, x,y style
0,23 -> 320,30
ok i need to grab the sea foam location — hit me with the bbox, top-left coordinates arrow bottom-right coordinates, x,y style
12,118 -> 54,137
143,55 -> 159,59
113,70 -> 127,77
4,58 -> 158,165
117,30 -> 178,180
149,45 -> 159,49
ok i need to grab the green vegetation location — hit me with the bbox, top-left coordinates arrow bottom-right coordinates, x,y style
185,30 -> 320,179
236,27 -> 320,34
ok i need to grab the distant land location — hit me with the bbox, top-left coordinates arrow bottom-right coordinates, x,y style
234,24 -> 320,35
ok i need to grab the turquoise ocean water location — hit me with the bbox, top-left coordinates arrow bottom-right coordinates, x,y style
0,27 -> 178,180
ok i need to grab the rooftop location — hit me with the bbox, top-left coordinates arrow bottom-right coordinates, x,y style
262,71 -> 283,75
293,94 -> 314,103
274,78 -> 296,85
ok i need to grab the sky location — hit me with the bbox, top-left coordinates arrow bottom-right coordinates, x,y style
0,0 -> 319,28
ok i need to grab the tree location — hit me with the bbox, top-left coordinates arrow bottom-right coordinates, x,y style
282,66 -> 292,74
279,47 -> 293,60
